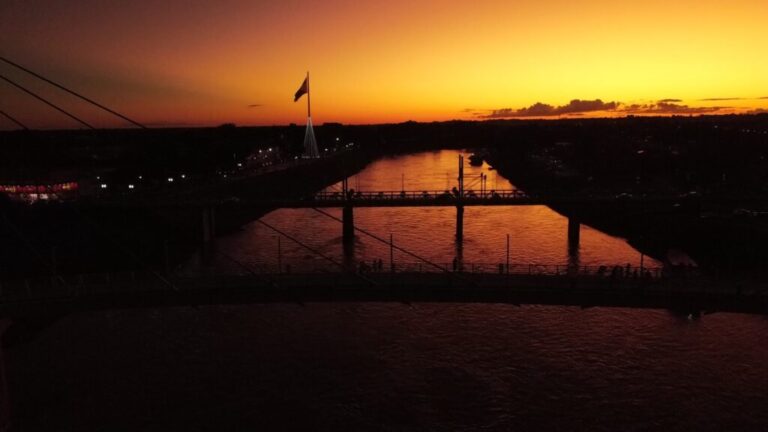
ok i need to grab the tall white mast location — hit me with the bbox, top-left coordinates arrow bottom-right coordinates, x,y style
303,71 -> 319,158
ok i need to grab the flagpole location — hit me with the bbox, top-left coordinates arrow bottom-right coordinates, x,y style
306,71 -> 311,118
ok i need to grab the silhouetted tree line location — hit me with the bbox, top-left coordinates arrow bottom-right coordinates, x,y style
1,115 -> 767,195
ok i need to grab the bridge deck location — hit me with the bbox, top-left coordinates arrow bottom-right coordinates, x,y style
1,271 -> 766,317
76,187 -> 768,209
266,190 -> 721,208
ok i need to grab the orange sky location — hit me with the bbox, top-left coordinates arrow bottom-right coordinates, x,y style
1,0 -> 767,129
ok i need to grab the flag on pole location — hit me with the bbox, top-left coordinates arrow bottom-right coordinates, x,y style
294,76 -> 308,102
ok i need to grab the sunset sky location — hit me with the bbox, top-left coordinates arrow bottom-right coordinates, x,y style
1,0 -> 767,129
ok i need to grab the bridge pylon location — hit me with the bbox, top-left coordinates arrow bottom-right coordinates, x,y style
456,205 -> 464,241
343,205 -> 354,246
568,217 -> 580,250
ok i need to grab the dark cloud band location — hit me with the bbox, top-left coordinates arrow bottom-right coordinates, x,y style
481,99 -> 618,118
476,98 -> 732,118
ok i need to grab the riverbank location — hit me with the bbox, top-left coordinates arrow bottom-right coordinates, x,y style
486,148 -> 768,277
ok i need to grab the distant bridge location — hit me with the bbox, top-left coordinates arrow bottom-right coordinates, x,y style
271,189 -> 703,208
260,187 -> 711,247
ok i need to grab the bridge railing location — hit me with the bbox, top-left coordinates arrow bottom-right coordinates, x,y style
181,260 -> 671,279
335,262 -> 668,278
0,270 -> 177,303
1,262 -> 701,304
311,189 -> 528,202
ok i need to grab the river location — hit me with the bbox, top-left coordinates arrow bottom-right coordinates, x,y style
6,150 -> 768,431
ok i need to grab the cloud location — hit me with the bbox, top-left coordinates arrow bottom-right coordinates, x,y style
480,99 -> 618,118
760,97 -> 768,99
700,97 -> 744,101
747,108 -> 768,114
247,104 -> 263,108
621,102 -> 724,114
475,98 -> 740,119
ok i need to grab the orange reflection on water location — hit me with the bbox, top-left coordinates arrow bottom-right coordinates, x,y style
217,149 -> 659,271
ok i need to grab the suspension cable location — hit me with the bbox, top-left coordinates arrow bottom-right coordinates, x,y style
255,218 -> 376,285
0,109 -> 28,130
254,218 -> 344,269
0,73 -> 94,129
0,56 -> 147,129
311,207 -> 449,273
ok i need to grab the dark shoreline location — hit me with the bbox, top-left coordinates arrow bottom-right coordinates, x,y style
485,150 -> 768,278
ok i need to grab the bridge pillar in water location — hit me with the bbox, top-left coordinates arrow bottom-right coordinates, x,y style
456,206 -> 464,241
342,205 -> 355,246
201,206 -> 217,266
567,217 -> 580,250
1,318 -> 12,431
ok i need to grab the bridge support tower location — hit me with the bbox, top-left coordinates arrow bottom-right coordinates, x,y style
343,205 -> 355,246
567,217 -> 580,250
456,206 -> 464,241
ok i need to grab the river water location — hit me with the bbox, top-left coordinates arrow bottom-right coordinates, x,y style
7,150 -> 768,431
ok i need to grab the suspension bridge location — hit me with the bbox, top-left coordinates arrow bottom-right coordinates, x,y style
2,196 -> 767,320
